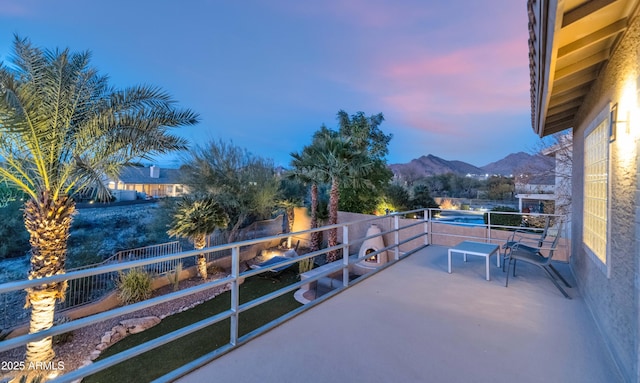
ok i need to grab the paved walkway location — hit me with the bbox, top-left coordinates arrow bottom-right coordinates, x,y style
177,245 -> 622,383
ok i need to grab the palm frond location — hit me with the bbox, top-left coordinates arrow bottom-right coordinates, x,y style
0,36 -> 199,200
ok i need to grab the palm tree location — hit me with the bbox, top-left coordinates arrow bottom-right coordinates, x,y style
167,195 -> 228,279
0,36 -> 198,364
290,149 -> 322,252
301,127 -> 372,262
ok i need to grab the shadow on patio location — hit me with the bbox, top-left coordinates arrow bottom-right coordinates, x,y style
177,245 -> 622,383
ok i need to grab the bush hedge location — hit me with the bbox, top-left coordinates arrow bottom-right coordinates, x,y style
483,206 -> 522,228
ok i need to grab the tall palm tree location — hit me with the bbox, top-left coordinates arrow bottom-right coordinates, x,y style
167,195 -> 229,280
290,148 -> 322,252
0,36 -> 198,364
301,127 -> 372,262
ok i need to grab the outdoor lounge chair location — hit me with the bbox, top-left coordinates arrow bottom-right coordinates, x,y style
501,216 -> 550,270
250,249 -> 299,273
504,221 -> 571,299
250,256 -> 295,273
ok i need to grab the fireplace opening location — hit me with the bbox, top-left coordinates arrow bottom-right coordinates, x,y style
353,224 -> 388,275
365,248 -> 378,263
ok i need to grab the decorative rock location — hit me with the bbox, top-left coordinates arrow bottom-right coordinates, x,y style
81,360 -> 93,368
113,325 -> 127,337
95,342 -> 108,351
110,333 -> 123,343
101,333 -> 111,344
89,350 -> 102,360
120,316 -> 161,333
128,326 -> 145,334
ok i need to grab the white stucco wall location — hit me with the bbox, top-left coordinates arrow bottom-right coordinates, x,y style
571,15 -> 640,383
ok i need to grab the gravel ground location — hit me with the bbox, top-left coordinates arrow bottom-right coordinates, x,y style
0,271 -> 231,382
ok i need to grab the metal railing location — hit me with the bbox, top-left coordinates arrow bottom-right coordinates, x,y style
0,242 -> 184,329
60,241 -> 183,312
0,208 -> 567,382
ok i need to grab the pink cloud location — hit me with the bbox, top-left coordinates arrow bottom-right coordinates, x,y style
0,0 -> 30,16
280,0 -> 432,29
372,38 -> 530,135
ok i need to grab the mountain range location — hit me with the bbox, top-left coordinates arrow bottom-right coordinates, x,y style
388,152 -> 554,180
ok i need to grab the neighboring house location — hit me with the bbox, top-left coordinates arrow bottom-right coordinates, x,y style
541,134 -> 573,236
514,135 -> 573,229
514,172 -> 555,213
528,1 -> 639,382
108,165 -> 188,200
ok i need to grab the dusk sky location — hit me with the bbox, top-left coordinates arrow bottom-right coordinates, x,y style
0,0 -> 543,168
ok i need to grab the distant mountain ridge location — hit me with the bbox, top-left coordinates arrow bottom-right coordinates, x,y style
480,152 -> 553,176
389,152 -> 553,180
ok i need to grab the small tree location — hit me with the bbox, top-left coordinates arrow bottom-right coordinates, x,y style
180,140 -> 279,243
168,195 -> 228,280
336,110 -> 393,214
385,184 -> 411,212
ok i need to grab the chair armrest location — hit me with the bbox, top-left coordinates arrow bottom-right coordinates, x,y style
505,229 -> 545,247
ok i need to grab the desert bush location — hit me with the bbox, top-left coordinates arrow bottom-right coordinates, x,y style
483,206 -> 522,228
52,315 -> 74,345
166,262 -> 183,291
117,268 -> 153,304
298,256 -> 315,275
207,265 -> 226,275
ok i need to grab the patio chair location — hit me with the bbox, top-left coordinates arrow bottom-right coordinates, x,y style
501,216 -> 550,270
504,221 -> 571,299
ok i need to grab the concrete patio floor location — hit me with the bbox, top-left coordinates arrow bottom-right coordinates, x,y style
177,245 -> 622,383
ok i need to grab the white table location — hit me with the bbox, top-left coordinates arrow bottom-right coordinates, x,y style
448,241 -> 500,281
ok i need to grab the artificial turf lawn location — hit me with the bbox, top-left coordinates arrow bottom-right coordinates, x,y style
85,269 -> 302,383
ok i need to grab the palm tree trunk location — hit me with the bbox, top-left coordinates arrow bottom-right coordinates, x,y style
194,235 -> 207,280
286,206 -> 295,248
327,178 -> 339,263
23,191 -> 74,364
309,183 -> 321,252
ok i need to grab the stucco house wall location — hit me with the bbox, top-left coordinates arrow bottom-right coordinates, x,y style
570,16 -> 640,382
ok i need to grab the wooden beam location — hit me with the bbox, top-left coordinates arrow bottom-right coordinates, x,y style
554,50 -> 609,80
547,108 -> 579,123
558,18 -> 627,58
548,86 -> 589,108
544,117 -> 576,134
545,120 -> 576,135
552,72 -> 596,94
548,99 -> 583,114
562,0 -> 618,27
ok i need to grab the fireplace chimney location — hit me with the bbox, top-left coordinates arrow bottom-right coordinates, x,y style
150,165 -> 160,178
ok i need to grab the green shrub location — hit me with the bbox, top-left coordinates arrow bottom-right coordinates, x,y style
483,206 -> 522,228
117,268 -> 153,304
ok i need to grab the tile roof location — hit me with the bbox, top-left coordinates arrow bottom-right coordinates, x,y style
116,166 -> 183,185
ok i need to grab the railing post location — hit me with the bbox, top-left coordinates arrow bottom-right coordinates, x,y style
342,225 -> 349,287
428,208 -> 433,245
230,245 -> 240,346
394,215 -> 400,261
487,211 -> 492,244
424,209 -> 429,246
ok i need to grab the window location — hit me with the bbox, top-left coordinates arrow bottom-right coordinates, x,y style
583,115 -> 609,265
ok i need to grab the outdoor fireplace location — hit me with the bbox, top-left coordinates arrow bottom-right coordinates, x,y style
352,224 -> 388,276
